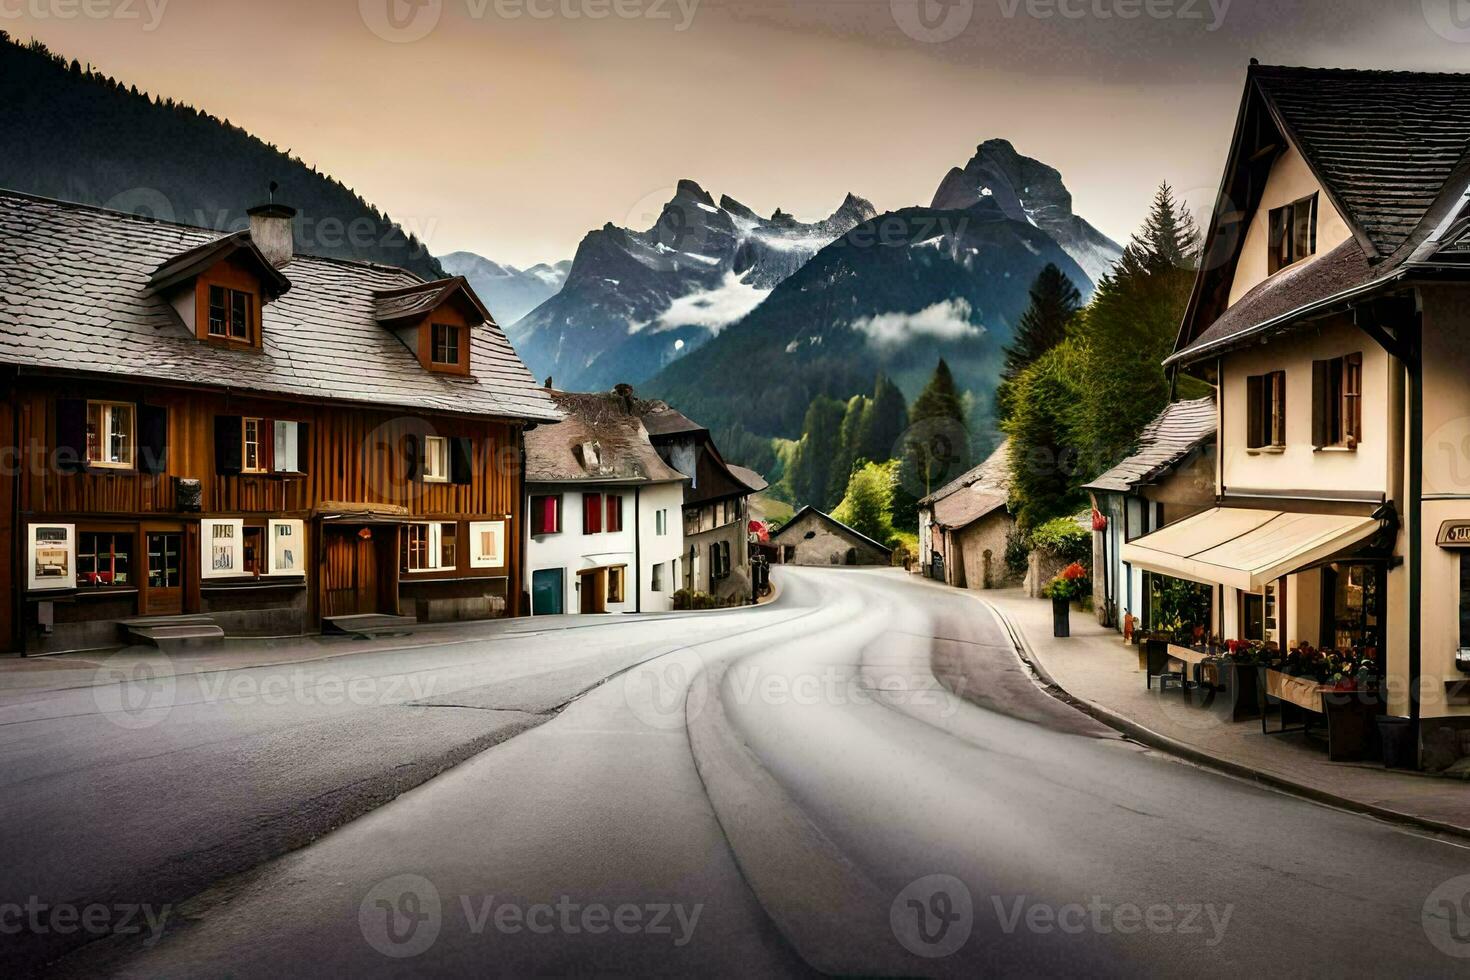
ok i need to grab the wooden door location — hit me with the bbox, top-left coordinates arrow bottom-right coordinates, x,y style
142,530 -> 184,616
578,569 -> 606,614
324,527 -> 384,617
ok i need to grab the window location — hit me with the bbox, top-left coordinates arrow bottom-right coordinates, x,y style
242,418 -> 266,473
272,420 -> 303,473
1313,353 -> 1363,449
607,565 -> 626,604
1245,371 -> 1286,449
78,532 -> 131,587
1323,562 -> 1383,652
85,401 -> 134,468
422,435 -> 449,483
1268,193 -> 1317,274
1460,555 -> 1470,655
207,285 -> 253,341
402,522 -> 458,572
710,541 -> 732,581
431,323 -> 461,366
243,526 -> 264,575
655,509 -> 667,536
605,494 -> 624,533
684,508 -> 700,537
531,495 -> 561,535
652,562 -> 664,591
147,532 -> 181,588
583,493 -> 603,534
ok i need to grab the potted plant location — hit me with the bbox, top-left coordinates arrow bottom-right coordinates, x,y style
1043,562 -> 1090,637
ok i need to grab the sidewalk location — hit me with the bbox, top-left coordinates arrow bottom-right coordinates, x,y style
979,587 -> 1470,839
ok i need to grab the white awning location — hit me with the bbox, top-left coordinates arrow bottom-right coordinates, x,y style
1119,507 -> 1381,592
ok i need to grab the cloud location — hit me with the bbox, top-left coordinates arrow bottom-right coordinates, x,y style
654,272 -> 771,334
849,298 -> 983,347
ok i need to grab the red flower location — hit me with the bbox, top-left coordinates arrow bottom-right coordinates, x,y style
1061,562 -> 1088,580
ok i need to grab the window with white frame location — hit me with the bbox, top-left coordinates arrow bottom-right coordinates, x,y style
403,522 -> 457,572
422,436 -> 449,483
86,401 -> 134,468
469,521 -> 506,568
272,420 -> 304,473
655,509 -> 667,536
242,418 -> 266,473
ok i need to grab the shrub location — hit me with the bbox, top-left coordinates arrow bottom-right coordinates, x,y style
1004,524 -> 1030,578
1030,516 -> 1091,565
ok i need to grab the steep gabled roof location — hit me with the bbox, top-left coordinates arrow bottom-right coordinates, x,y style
373,276 -> 491,326
727,463 -> 770,494
919,438 -> 1012,507
1084,397 -> 1216,494
146,229 -> 292,299
524,389 -> 686,484
769,505 -> 892,555
0,190 -> 557,421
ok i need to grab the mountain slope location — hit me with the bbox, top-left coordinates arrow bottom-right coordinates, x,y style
0,33 -> 443,279
931,139 -> 1121,284
646,198 -> 1093,440
440,252 -> 569,326
509,181 -> 876,390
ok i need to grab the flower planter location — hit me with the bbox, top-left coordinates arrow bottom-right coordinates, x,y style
1051,595 -> 1070,637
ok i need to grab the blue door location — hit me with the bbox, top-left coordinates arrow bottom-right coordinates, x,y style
532,568 -> 564,615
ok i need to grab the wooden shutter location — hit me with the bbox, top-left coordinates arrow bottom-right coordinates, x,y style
450,437 -> 473,485
1311,360 -> 1328,448
138,404 -> 168,475
295,422 -> 311,473
1246,375 -> 1263,449
606,495 -> 621,533
56,398 -> 88,472
403,433 -> 421,480
214,414 -> 243,475
583,493 -> 602,534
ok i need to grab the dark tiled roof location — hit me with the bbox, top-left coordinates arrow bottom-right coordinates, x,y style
727,463 -> 769,494
373,277 -> 489,325
0,191 -> 557,421
769,505 -> 892,554
524,389 -> 686,484
641,405 -> 706,437
1253,66 -> 1470,255
1169,239 -> 1391,364
1084,397 -> 1216,493
146,230 -> 291,299
919,438 -> 1012,507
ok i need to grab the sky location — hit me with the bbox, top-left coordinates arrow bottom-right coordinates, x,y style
10,0 -> 1470,267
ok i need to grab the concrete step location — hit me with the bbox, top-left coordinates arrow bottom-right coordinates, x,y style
322,613 -> 417,639
120,618 -> 225,649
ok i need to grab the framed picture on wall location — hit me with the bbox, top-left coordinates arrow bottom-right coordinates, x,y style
27,523 -> 76,591
267,519 -> 305,575
201,518 -> 245,578
469,520 -> 505,568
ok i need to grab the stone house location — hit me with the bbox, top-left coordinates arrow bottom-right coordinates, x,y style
771,507 -> 891,566
916,440 -> 1017,589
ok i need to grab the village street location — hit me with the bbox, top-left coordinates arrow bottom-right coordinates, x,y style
12,568 -> 1468,977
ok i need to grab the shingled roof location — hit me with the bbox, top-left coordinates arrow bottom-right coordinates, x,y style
1084,397 -> 1216,494
1252,66 -> 1470,256
919,438 -> 1012,507
0,191 -> 558,422
524,389 -> 686,484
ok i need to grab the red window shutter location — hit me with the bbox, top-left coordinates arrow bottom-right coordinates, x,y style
606,495 -> 621,533
543,495 -> 559,534
583,493 -> 602,534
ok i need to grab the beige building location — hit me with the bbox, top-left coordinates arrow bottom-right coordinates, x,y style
916,440 -> 1017,589
1122,64 -> 1470,764
771,507 -> 891,567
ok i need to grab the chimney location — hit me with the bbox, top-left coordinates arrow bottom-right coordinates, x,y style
613,382 -> 635,414
247,202 -> 296,268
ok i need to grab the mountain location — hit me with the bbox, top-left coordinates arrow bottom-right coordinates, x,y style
931,139 -> 1122,284
646,197 -> 1094,441
509,180 -> 876,390
440,252 -> 570,326
0,33 -> 444,279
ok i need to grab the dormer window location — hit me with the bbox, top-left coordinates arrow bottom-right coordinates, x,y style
208,286 -> 254,342
431,324 -> 461,366
1268,193 -> 1317,274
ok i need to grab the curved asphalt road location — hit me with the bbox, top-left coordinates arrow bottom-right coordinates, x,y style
53,567 -> 1470,976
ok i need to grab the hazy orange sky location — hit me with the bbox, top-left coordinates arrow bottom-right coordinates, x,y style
10,1 -> 1469,266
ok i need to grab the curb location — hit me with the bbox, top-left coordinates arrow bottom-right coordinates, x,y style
980,596 -> 1470,845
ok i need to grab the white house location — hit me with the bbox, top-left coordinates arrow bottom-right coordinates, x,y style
523,388 -> 687,615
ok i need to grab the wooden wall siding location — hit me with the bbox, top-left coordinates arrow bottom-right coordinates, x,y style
17,384 -> 519,521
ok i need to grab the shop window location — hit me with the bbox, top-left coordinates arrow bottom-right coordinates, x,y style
86,401 -> 134,468
1460,555 -> 1470,654
78,531 -> 131,587
243,526 -> 264,575
1241,580 -> 1283,644
531,495 -> 561,535
605,494 -> 624,533
1268,193 -> 1317,274
402,522 -> 456,572
607,565 -> 626,603
1322,562 -> 1382,651
1312,353 -> 1362,449
1245,371 -> 1286,449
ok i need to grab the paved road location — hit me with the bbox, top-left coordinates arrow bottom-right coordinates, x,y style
25,568 -> 1470,976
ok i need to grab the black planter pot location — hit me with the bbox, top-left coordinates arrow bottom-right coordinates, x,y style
1051,595 -> 1070,637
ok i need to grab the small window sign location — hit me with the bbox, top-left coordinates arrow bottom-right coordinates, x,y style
1437,520 -> 1470,548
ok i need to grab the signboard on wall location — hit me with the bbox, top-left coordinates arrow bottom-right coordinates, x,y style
1437,520 -> 1470,548
27,524 -> 75,591
268,519 -> 305,575
201,518 -> 245,578
469,521 -> 505,568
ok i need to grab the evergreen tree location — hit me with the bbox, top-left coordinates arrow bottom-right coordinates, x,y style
832,460 -> 899,545
994,263 -> 1081,423
788,395 -> 846,509
1004,341 -> 1087,530
898,359 -> 972,510
830,395 -> 869,507
855,374 -> 910,464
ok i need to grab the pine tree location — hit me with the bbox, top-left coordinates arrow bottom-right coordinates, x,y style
788,395 -> 846,509
994,263 -> 1081,423
898,359 -> 972,507
855,374 -> 909,464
